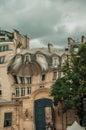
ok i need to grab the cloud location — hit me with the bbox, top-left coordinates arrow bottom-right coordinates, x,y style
0,0 -> 86,48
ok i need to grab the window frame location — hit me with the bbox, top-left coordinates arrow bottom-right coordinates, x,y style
19,77 -> 25,84
4,112 -> 12,127
13,75 -> 18,84
41,74 -> 45,81
53,57 -> 59,67
27,87 -> 31,94
15,88 -> 19,97
0,56 -> 5,64
53,72 -> 57,80
26,77 -> 32,84
21,87 -> 25,96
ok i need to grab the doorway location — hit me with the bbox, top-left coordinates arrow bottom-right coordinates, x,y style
34,98 -> 54,130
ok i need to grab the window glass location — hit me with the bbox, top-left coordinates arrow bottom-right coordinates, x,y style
53,58 -> 59,67
27,87 -> 31,94
21,87 -> 25,96
26,77 -> 31,84
4,112 -> 12,127
40,86 -> 44,88
0,56 -> 5,64
19,77 -> 25,84
0,90 -> 2,95
16,88 -> 19,96
41,74 -> 45,81
13,75 -> 18,84
0,45 -> 9,51
53,72 -> 57,80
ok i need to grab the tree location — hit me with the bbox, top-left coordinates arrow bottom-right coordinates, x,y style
51,43 -> 86,126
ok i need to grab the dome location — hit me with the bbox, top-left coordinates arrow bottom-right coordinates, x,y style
8,62 -> 42,76
17,62 -> 42,76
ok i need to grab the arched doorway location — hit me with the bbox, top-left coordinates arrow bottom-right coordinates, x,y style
34,98 -> 54,130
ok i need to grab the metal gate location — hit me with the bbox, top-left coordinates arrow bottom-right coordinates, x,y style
34,98 -> 53,130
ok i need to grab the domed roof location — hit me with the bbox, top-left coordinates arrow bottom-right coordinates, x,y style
17,62 -> 42,76
8,61 -> 42,76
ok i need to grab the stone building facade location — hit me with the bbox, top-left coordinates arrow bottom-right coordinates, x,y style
0,29 -> 85,130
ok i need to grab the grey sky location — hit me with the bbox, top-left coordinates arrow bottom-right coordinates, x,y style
0,0 -> 86,48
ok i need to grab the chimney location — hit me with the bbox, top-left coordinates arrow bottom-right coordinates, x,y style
13,29 -> 19,40
81,35 -> 86,43
48,43 -> 53,53
26,36 -> 29,49
68,37 -> 75,45
22,35 -> 29,49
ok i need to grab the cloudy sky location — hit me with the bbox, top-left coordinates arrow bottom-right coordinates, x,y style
0,0 -> 86,48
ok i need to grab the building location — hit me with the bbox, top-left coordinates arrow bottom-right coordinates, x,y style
0,29 -> 85,130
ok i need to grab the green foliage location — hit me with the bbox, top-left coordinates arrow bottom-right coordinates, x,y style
51,44 -> 86,123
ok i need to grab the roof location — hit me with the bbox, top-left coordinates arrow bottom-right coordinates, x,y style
0,99 -> 9,103
7,47 -> 66,76
21,47 -> 65,56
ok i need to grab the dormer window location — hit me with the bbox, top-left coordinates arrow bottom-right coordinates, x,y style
13,75 -> 18,84
37,54 -> 48,70
19,77 -> 25,84
25,54 -> 31,64
53,57 -> 59,67
25,56 -> 29,63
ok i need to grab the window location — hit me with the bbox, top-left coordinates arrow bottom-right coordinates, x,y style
26,77 -> 32,84
40,86 -> 44,88
16,88 -> 19,96
27,87 -> 31,94
0,45 -> 9,52
53,58 -> 59,67
41,74 -> 45,81
19,77 -> 25,84
53,72 -> 57,80
0,46 -> 3,51
21,87 -> 25,96
4,45 -> 9,51
25,56 -> 30,63
74,47 -> 79,54
0,56 -> 5,64
0,38 -> 5,41
0,90 -> 2,95
13,75 -> 18,84
4,112 -> 12,127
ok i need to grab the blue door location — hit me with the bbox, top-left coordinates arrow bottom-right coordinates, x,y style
34,98 -> 53,130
